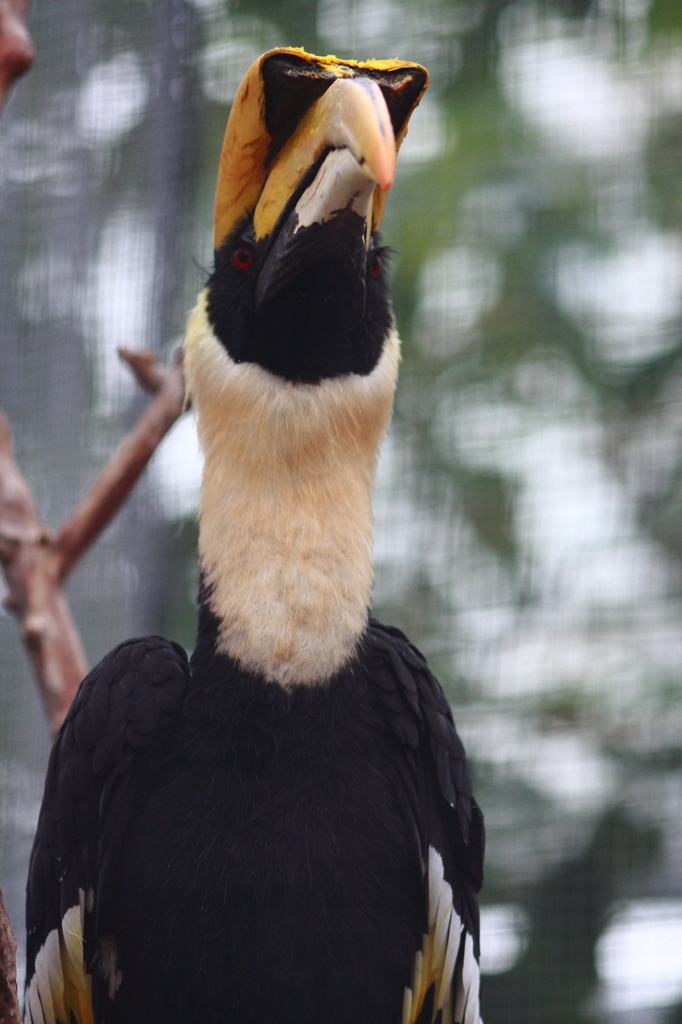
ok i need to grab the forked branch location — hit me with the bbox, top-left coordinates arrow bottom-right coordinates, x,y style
56,351 -> 185,581
0,350 -> 186,736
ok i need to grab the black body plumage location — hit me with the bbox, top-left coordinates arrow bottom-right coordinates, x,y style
26,612 -> 483,1024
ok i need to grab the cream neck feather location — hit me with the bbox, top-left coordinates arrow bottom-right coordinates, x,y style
183,290 -> 400,686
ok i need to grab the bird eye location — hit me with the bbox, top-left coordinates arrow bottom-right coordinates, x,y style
368,254 -> 382,279
233,246 -> 254,271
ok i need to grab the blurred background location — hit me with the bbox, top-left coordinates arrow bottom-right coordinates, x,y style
2,0 -> 682,1019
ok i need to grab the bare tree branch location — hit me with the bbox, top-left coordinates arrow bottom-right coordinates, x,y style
0,351 -> 186,736
0,413 -> 88,736
56,351 -> 186,581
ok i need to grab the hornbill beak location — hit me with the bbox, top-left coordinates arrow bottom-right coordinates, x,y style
213,48 -> 429,258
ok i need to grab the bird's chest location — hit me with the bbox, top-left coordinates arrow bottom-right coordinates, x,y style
164,724 -> 395,905
105,672 -> 421,1024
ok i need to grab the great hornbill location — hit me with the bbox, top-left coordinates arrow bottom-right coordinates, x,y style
24,48 -> 484,1024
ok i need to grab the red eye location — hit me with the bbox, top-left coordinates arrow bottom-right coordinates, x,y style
369,254 -> 382,279
233,247 -> 254,271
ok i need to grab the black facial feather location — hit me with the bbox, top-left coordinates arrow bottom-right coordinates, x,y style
206,215 -> 393,385
259,53 -> 428,168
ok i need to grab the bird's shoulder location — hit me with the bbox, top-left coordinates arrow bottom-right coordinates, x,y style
61,633 -> 188,757
365,618 -> 482,876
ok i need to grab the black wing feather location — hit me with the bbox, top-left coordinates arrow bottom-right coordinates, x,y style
25,636 -> 188,1022
367,619 -> 484,1022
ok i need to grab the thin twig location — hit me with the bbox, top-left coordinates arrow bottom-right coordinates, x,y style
118,347 -> 169,394
56,351 -> 185,581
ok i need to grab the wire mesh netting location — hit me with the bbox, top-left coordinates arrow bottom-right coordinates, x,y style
2,1 -> 682,1021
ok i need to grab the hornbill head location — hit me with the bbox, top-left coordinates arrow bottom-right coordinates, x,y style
186,48 -> 428,387
183,49 -> 428,685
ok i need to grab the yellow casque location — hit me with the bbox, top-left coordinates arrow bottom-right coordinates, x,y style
213,47 -> 428,250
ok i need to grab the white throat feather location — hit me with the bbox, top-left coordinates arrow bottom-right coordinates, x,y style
184,290 -> 400,686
